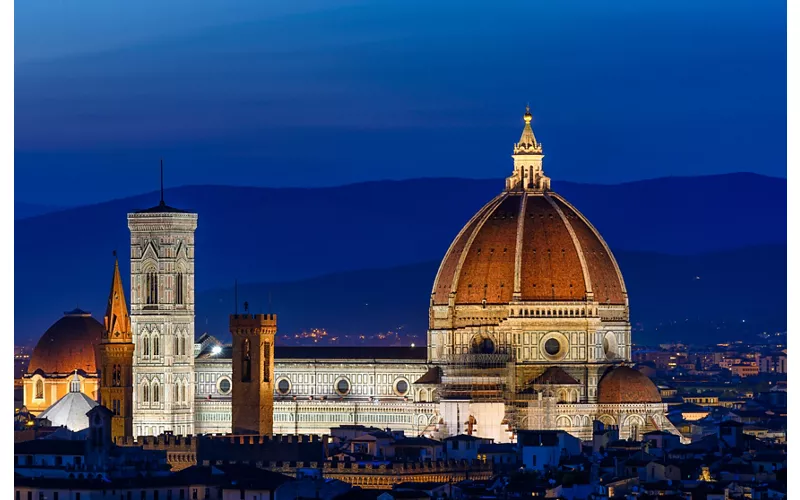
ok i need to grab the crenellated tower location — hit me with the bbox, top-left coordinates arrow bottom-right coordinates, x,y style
230,313 -> 277,436
97,255 -> 135,440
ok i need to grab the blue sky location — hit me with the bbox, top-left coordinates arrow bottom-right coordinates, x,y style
15,0 -> 786,205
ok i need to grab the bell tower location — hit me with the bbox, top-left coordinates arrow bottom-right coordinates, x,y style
230,312 -> 277,436
97,255 -> 135,440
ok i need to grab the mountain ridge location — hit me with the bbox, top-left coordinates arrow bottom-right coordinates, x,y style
14,173 -> 786,346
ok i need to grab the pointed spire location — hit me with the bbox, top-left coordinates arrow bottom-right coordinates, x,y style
104,253 -> 131,343
514,105 -> 543,155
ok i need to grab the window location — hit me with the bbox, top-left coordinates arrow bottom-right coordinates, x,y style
113,399 -> 121,416
154,492 -> 159,500
54,495 -> 59,500
241,339 -> 251,382
113,365 -> 122,387
335,378 -> 350,396
153,336 -> 160,356
35,379 -> 44,399
146,270 -> 158,305
176,273 -> 185,305
192,489 -> 198,500
545,338 -> 560,356
143,384 -> 150,403
204,489 -> 210,499
39,493 -> 44,500
218,378 -> 231,395
153,383 -> 160,403
395,379 -> 409,396
174,336 -> 179,356
174,383 -> 179,402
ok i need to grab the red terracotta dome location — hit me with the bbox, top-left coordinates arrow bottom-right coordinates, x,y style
432,190 -> 626,306
597,366 -> 661,404
28,308 -> 103,375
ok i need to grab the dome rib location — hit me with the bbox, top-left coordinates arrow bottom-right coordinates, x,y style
552,194 -> 627,305
546,194 -> 594,297
455,194 -> 519,304
432,193 -> 505,305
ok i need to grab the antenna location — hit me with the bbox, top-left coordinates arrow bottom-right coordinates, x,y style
160,158 -> 165,206
235,279 -> 239,314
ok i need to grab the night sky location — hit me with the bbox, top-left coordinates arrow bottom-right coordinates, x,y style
15,0 -> 786,206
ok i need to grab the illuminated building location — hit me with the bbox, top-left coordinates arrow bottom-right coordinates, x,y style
23,108 -> 677,443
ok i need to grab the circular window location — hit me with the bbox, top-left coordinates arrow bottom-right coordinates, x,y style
545,338 -> 561,356
217,377 -> 232,395
335,378 -> 350,396
395,379 -> 409,396
276,378 -> 291,395
471,335 -> 495,354
603,332 -> 618,360
541,332 -> 569,361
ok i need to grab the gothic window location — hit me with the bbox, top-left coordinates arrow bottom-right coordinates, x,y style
112,365 -> 122,387
242,338 -> 252,382
142,384 -> 149,403
181,383 -> 186,403
112,400 -> 120,416
35,380 -> 44,399
142,335 -> 150,356
174,335 -> 179,356
153,336 -> 160,356
176,273 -> 185,305
145,269 -> 159,305
174,383 -> 179,402
152,382 -> 160,403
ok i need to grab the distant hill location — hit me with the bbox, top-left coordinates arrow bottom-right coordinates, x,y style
196,244 -> 787,346
14,173 -> 786,345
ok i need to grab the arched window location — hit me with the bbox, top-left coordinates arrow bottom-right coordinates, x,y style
112,365 -> 121,387
174,383 -> 179,402
145,269 -> 158,305
180,383 -> 186,403
175,273 -> 185,305
174,335 -> 179,356
153,335 -> 160,356
263,342 -> 271,382
152,382 -> 160,403
142,335 -> 150,356
242,338 -> 252,382
35,379 -> 44,399
142,384 -> 150,403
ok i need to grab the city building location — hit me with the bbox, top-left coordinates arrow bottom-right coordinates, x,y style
21,108 -> 676,444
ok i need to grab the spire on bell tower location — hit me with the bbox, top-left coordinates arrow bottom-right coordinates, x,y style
103,251 -> 131,343
506,106 -> 550,192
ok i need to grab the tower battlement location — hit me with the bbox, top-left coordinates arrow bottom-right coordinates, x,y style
229,314 -> 278,331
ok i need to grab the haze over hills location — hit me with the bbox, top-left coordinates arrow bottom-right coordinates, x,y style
14,173 -> 786,346
197,244 -> 787,346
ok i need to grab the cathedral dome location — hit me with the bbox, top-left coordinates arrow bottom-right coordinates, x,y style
432,108 -> 625,309
597,366 -> 661,404
28,309 -> 103,375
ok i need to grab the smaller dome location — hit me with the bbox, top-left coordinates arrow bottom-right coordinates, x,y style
597,366 -> 661,404
37,383 -> 98,431
28,309 -> 103,375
